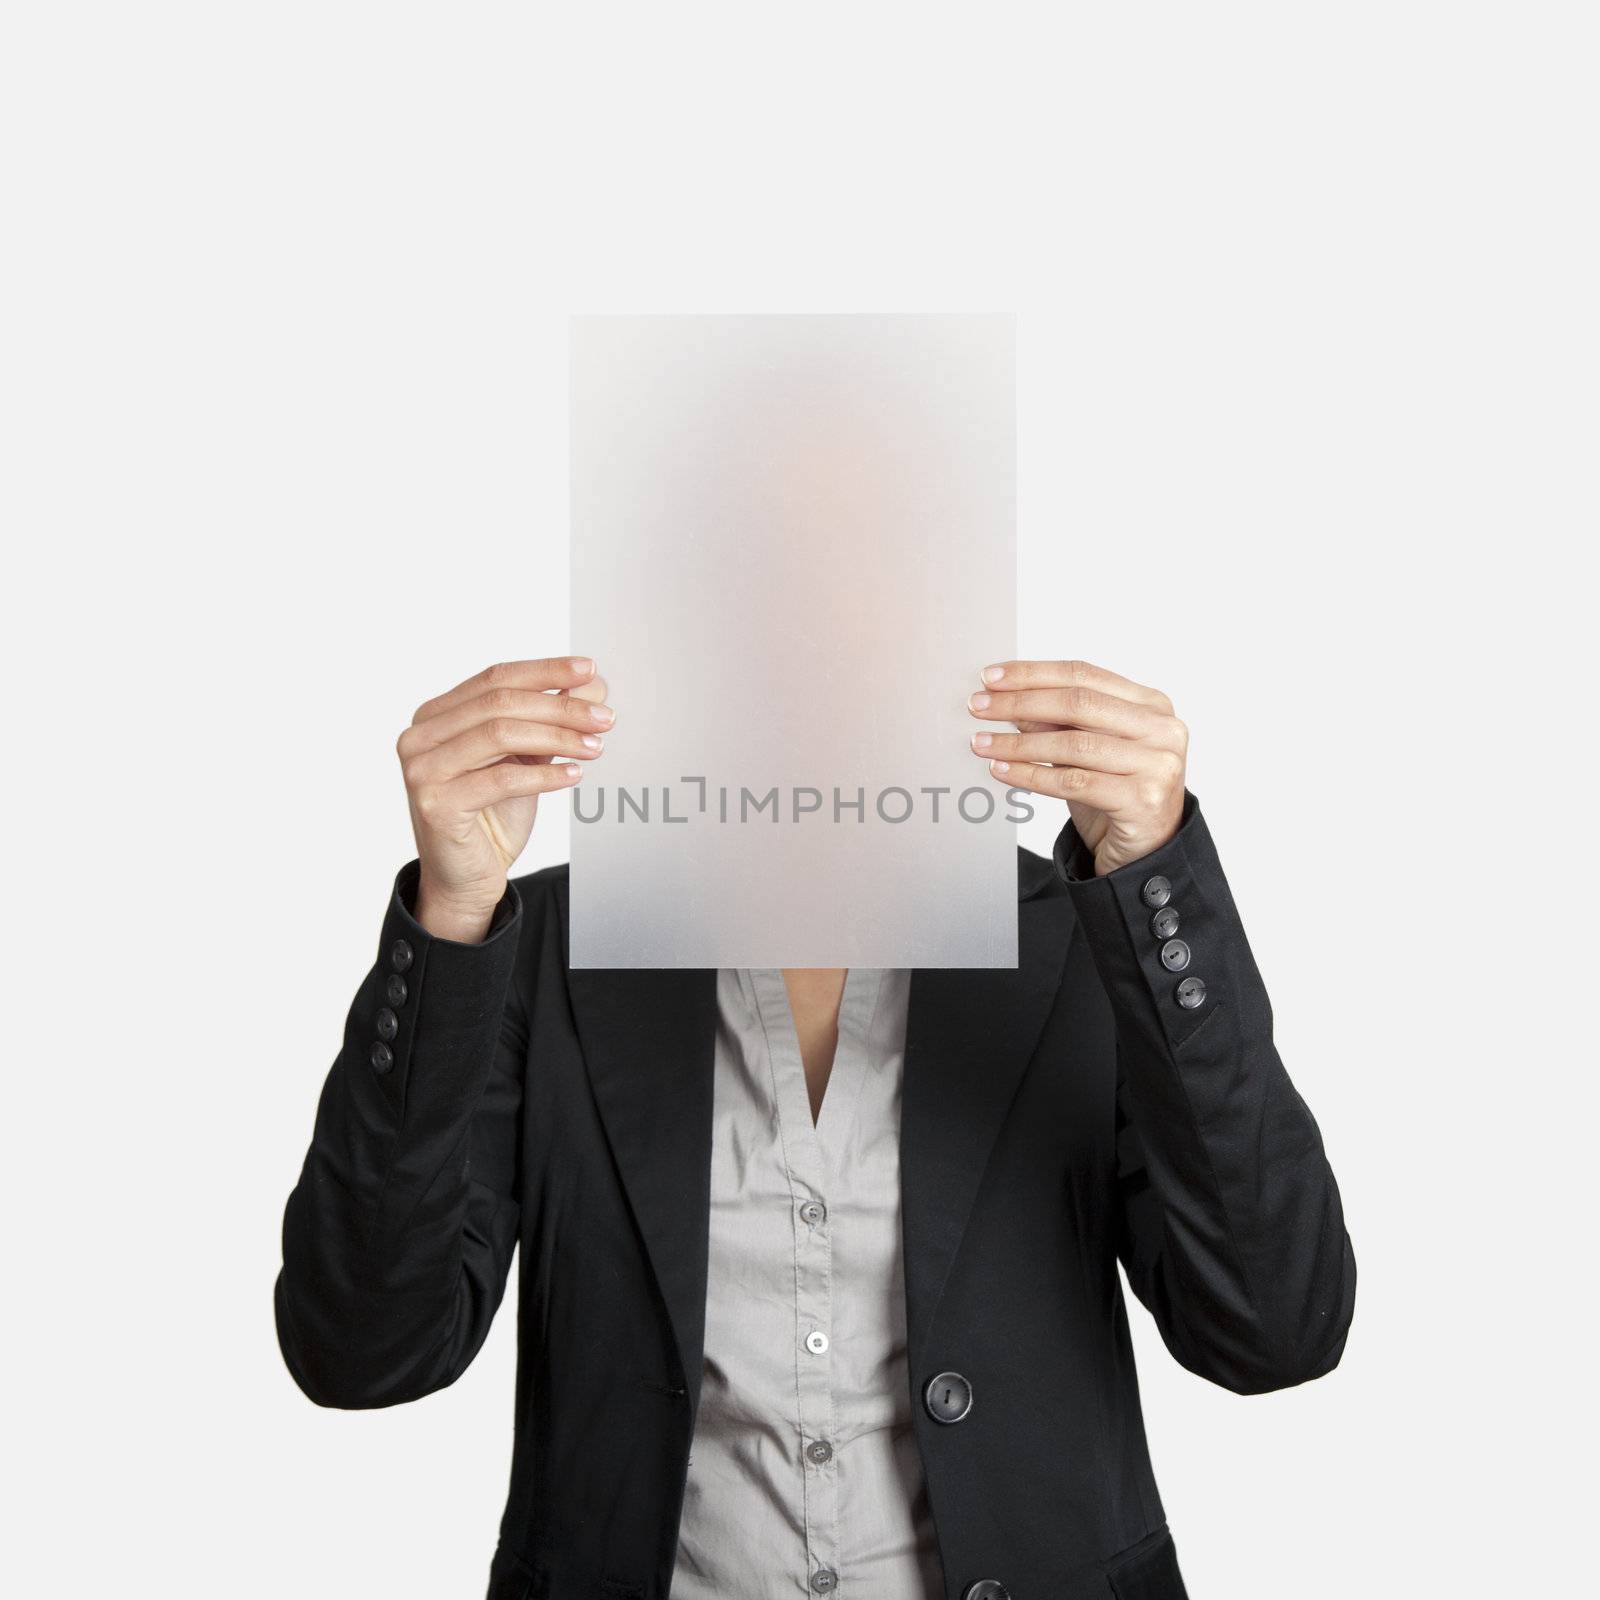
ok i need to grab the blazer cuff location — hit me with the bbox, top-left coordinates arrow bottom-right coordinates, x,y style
1051,791 -> 1219,1046
347,860 -> 523,1120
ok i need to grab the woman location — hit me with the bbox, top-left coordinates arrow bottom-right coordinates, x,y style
275,653 -> 1355,1600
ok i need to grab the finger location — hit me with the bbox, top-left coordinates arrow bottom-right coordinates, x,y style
985,760 -> 1136,810
417,758 -> 585,823
412,657 -> 598,724
401,686 -> 615,758
406,717 -> 606,787
979,659 -> 1172,712
969,727 -> 1150,773
1008,714 -> 1190,764
969,685 -> 1168,742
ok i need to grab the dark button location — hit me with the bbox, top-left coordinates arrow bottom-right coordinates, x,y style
1150,905 -> 1180,939
375,1006 -> 399,1042
924,1370 -> 973,1424
369,1040 -> 395,1074
810,1569 -> 838,1594
805,1439 -> 834,1465
1175,976 -> 1207,1010
963,1583 -> 1011,1600
799,1199 -> 826,1227
1159,938 -> 1191,973
1141,874 -> 1172,909
390,937 -> 414,973
386,973 -> 408,1007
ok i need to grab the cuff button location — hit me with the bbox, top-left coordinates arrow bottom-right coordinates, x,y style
390,938 -> 414,973
1159,938 -> 1191,972
369,1040 -> 395,1074
1175,976 -> 1207,1010
1150,905 -> 1180,939
1140,874 -> 1172,909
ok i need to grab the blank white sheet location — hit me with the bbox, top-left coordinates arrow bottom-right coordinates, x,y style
569,313 -> 1017,969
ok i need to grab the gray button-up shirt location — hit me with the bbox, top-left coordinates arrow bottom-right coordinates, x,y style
673,967 -> 943,1600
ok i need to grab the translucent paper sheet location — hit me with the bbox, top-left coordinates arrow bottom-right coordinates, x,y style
569,314 -> 1017,969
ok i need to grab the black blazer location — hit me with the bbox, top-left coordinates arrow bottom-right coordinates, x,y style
275,794 -> 1355,1600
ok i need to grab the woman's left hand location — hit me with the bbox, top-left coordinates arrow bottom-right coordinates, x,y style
968,659 -> 1188,877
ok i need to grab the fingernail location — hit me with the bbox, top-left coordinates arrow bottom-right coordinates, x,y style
982,665 -> 1006,684
969,692 -> 992,711
581,734 -> 602,750
990,759 -> 1010,775
569,657 -> 594,676
971,732 -> 993,751
590,705 -> 615,726
564,763 -> 583,781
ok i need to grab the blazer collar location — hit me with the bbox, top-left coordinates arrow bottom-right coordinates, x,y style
556,845 -> 1072,1413
1015,840 -> 1058,901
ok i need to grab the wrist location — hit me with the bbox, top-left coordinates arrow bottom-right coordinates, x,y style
414,872 -> 504,944
1096,832 -> 1176,877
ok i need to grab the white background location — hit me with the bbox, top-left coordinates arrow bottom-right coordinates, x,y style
3,4 -> 1593,1596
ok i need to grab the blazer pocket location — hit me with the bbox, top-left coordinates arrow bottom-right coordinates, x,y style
1106,1527 -> 1188,1600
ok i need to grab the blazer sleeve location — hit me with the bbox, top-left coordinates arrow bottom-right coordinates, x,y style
1056,792 -> 1357,1395
274,859 -> 528,1410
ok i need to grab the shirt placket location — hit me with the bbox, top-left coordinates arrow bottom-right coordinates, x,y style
749,968 -> 842,1597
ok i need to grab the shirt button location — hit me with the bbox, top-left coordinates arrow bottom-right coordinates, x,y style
390,937 -> 414,973
805,1439 -> 834,1465
1141,874 -> 1172,909
1150,905 -> 1180,939
804,1330 -> 830,1355
799,1199 -> 826,1226
1159,938 -> 1191,973
375,1006 -> 399,1042
1175,976 -> 1207,1010
369,1041 -> 395,1075
386,974 -> 408,1007
810,1569 -> 838,1594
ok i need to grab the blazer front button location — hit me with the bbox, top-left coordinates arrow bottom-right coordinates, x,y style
369,1040 -> 394,1074
375,1006 -> 399,1042
1141,874 -> 1172,909
390,937 -> 414,973
924,1370 -> 973,1424
963,1582 -> 1011,1600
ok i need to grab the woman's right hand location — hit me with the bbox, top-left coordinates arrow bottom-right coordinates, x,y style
397,656 -> 613,942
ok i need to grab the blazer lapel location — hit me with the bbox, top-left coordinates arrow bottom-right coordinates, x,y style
557,883 -> 719,1413
899,849 -> 1076,1355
